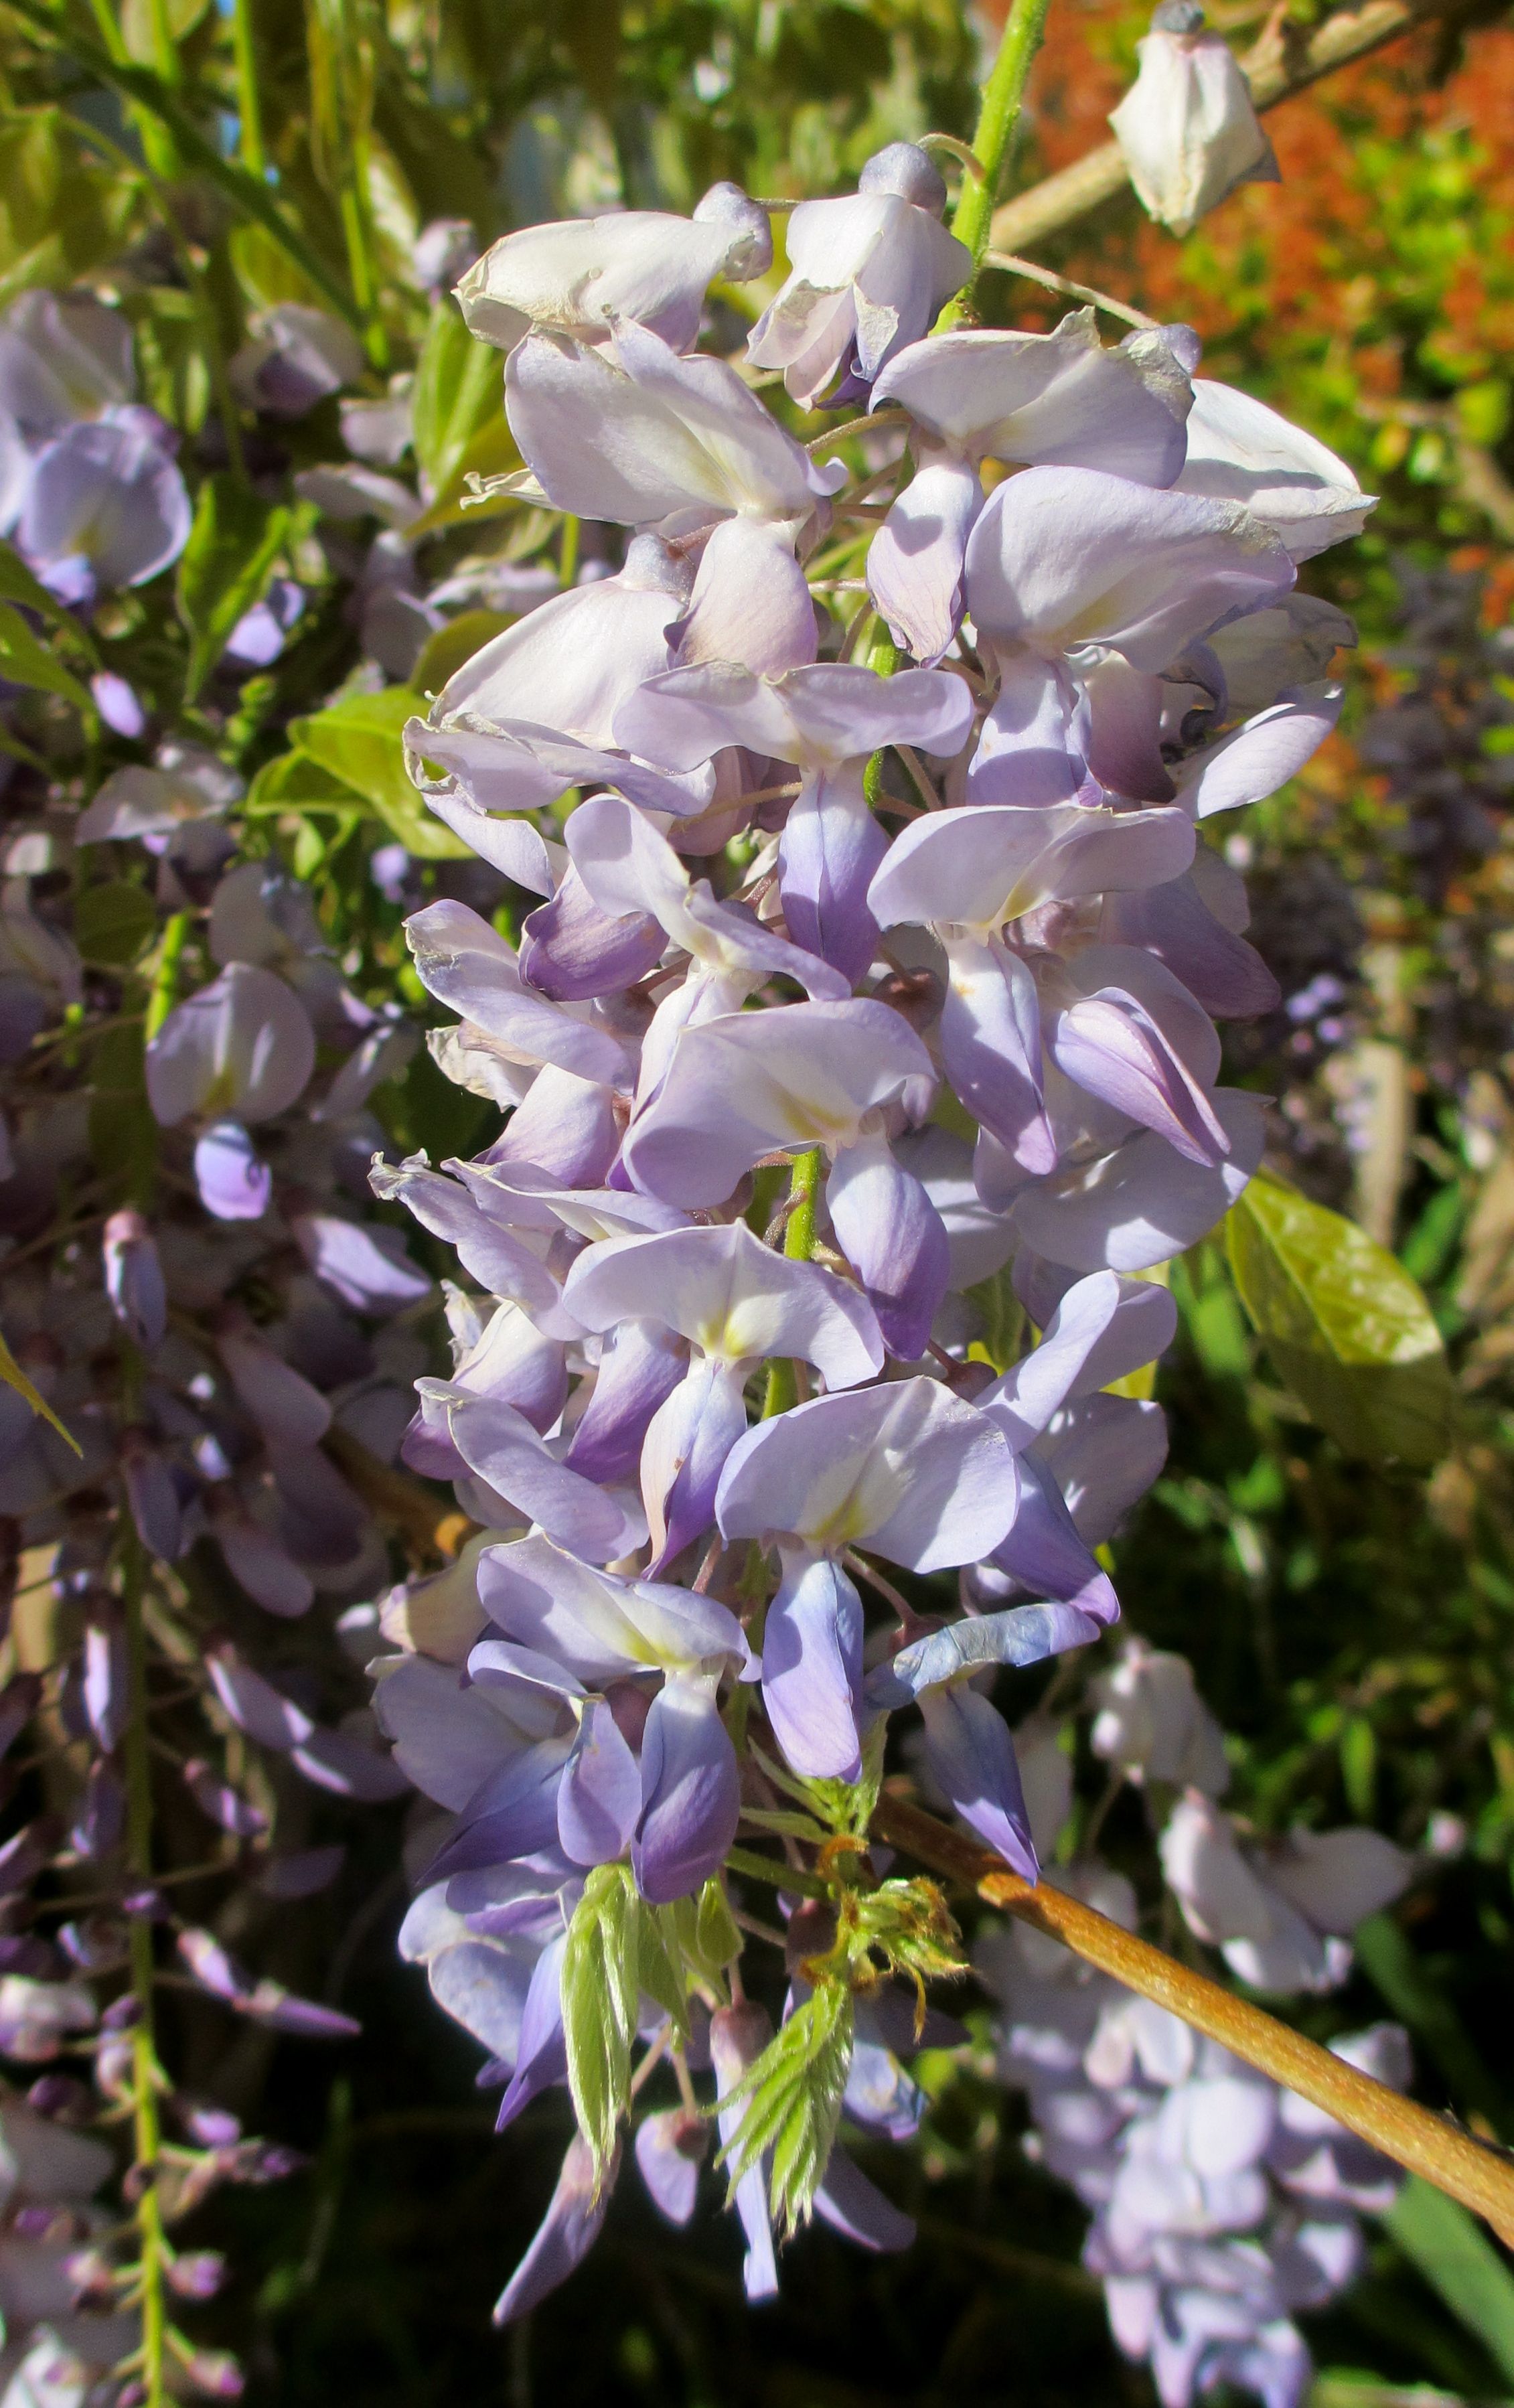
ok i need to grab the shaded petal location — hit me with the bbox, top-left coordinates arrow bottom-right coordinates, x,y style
562,1219 -> 883,1385
633,1674 -> 741,1902
825,1128 -> 950,1361
918,1684 -> 1038,1880
814,2149 -> 917,2252
777,766 -> 888,986
621,1000 -> 933,1209
1010,1089 -> 1265,1271
557,1697 -> 642,1867
965,466 -> 1294,674
716,1376 -> 1017,1571
760,1549 -> 864,1781
866,442 -> 982,662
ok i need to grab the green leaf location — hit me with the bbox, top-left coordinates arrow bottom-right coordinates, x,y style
661,1880 -> 743,1991
0,602 -> 92,712
1,0 -> 363,332
964,1258 -> 1025,1375
412,299 -> 505,500
0,1325 -> 80,1454
74,880 -> 157,966
1384,2178 -> 1514,2386
560,1864 -> 641,2194
176,475 -> 291,703
718,1980 -> 854,2237
637,1908 -> 690,2040
283,689 -> 471,859
1225,1173 -> 1456,1467
120,0 -> 209,64
244,751 -> 368,816
0,539 -> 96,656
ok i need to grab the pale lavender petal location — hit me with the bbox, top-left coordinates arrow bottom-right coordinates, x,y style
494,2132 -> 614,2324
562,1322 -> 689,1485
777,767 -> 889,986
716,1376 -> 1018,1572
983,1451 -> 1120,1623
435,1385 -> 640,1562
621,1000 -> 933,1209
1175,682 -> 1345,818
1102,873 -> 1281,1018
1009,1089 -> 1266,1272
404,901 -> 634,1092
866,442 -> 982,662
519,867 -> 666,1002
20,418 -> 191,590
825,1130 -> 949,1361
495,1935 -> 569,2137
562,1220 -> 883,1387
369,1158 -> 560,1312
120,1436 -> 183,1562
937,937 -> 1055,1173
193,1121 -> 271,1221
641,1357 -> 749,1573
965,466 -> 1294,677
634,2109 -> 705,2226
291,1212 -> 433,1311
759,1550 -> 864,1782
427,1739 -> 575,1883
557,1696 -> 642,1867
966,650 -> 1087,807
982,1270 -> 1177,1448
672,517 -> 818,675
814,2149 -> 916,2252
918,1683 -> 1038,1880
146,964 -> 314,1126
710,2003 -> 779,2303
866,1602 -> 1102,1708
633,1673 -> 740,1903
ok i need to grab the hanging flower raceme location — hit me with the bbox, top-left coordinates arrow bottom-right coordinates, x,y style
349,149 -> 1392,2332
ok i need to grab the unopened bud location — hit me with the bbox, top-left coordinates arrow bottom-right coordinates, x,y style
1109,7 -> 1280,236
167,2249 -> 228,2300
102,1210 -> 167,1351
179,2349 -> 245,2400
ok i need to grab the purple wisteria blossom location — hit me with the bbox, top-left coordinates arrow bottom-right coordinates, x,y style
349,151 -> 1384,2336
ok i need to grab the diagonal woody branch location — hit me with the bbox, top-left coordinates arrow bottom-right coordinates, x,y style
871,1791 -> 1514,2249
990,0 -> 1472,253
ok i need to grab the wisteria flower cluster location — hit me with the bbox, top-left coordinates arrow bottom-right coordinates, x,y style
0,273 -> 457,2399
362,139 -> 1391,2342
982,1639 -> 1420,2408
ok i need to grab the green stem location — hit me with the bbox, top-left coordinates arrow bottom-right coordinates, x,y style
725,1845 -> 828,1900
121,1513 -> 169,2408
761,1148 -> 823,1420
230,0 -> 265,176
558,514 -> 581,591
145,913 -> 190,1043
937,0 -> 1058,328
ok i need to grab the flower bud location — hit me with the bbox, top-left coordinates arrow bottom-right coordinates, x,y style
1108,4 -> 1280,237
102,1209 -> 167,1351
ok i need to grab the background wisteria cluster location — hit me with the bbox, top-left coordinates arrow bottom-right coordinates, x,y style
0,0 -> 1511,2401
